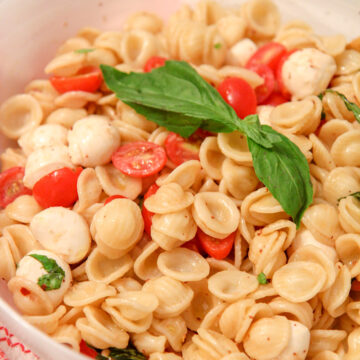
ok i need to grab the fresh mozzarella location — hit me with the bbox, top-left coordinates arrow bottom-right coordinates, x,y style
282,48 -> 336,100
23,145 -> 74,189
30,207 -> 91,264
68,115 -> 120,167
18,124 -> 68,156
16,249 -> 72,307
226,38 -> 257,66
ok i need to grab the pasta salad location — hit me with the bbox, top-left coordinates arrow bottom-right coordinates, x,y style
0,0 -> 360,359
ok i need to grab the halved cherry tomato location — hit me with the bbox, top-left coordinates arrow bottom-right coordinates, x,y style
182,236 -> 204,255
246,42 -> 287,73
197,229 -> 236,260
144,56 -> 167,72
246,63 -> 275,104
276,49 -> 298,100
0,167 -> 31,208
142,183 -> 159,235
262,92 -> 288,106
352,280 -> 360,291
104,194 -> 126,205
112,141 -> 167,178
188,128 -> 214,142
217,77 -> 257,119
165,132 -> 200,166
79,340 -> 98,358
50,66 -> 103,94
33,167 -> 82,208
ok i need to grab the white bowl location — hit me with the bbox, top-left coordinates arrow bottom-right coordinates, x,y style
0,0 -> 358,359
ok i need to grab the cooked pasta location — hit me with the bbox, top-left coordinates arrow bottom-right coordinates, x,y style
0,0 -> 359,358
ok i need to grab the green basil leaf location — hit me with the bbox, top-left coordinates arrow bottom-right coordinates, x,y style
248,126 -> 313,228
108,346 -> 146,360
325,89 -> 360,123
29,254 -> 65,291
74,48 -> 95,54
338,191 -> 360,203
257,272 -> 268,285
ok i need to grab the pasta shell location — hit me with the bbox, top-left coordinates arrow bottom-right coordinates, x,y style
132,331 -> 167,356
5,195 -> 43,224
338,196 -> 360,234
331,130 -> 360,167
51,324 -> 81,352
0,236 -> 16,280
217,132 -> 252,166
199,136 -> 226,180
45,108 -> 87,129
308,329 -> 347,358
45,52 -> 85,76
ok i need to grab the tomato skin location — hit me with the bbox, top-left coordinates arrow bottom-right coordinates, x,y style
197,229 -> 235,260
262,92 -> 288,106
276,49 -> 298,100
217,77 -> 257,119
0,167 -> 32,208
112,141 -> 167,178
246,63 -> 275,104
165,132 -> 200,166
142,183 -> 159,236
79,340 -> 98,358
352,280 -> 360,291
246,42 -> 287,73
144,56 -> 167,72
49,66 -> 103,94
104,194 -> 126,205
33,167 -> 82,208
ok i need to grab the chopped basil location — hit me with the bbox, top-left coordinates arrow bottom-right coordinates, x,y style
74,48 -> 95,54
257,272 -> 268,285
214,42 -> 222,49
29,254 -> 65,291
101,61 -> 313,227
338,191 -> 360,204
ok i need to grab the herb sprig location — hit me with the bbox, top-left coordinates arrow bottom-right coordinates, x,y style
74,48 -> 95,54
29,254 -> 65,291
338,191 -> 360,204
101,61 -> 313,227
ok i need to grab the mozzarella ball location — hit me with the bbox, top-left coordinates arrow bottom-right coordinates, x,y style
68,115 -> 120,167
90,199 -> 144,259
23,145 -> 74,189
16,249 -> 72,307
18,124 -> 68,156
226,38 -> 257,66
30,207 -> 91,264
282,48 -> 336,100
277,321 -> 310,360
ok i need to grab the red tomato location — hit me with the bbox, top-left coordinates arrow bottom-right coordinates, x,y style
0,167 -> 31,208
217,77 -> 257,119
33,167 -> 82,208
352,280 -> 360,291
165,132 -> 200,166
246,42 -> 287,73
246,63 -> 275,104
50,66 -> 103,94
188,128 -> 214,142
276,49 -> 298,100
142,184 -> 159,235
182,236 -> 204,254
112,141 -> 167,178
104,194 -> 126,205
197,229 -> 235,260
144,56 -> 167,72
79,340 -> 98,358
262,92 -> 288,106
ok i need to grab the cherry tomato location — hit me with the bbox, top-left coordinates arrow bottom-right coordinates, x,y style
352,280 -> 360,291
197,228 -> 236,260
112,141 -> 167,178
142,173 -> 159,194
50,66 -> 103,94
276,49 -> 298,100
144,56 -> 167,72
188,128 -> 214,142
0,167 -> 31,208
246,63 -> 275,104
79,340 -> 98,358
33,167 -> 82,208
182,236 -> 204,254
262,92 -> 288,106
246,42 -> 287,73
165,132 -> 200,166
104,194 -> 126,205
217,77 -> 257,119
142,184 -> 159,235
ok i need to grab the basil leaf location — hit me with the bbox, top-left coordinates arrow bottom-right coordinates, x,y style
324,90 -> 360,123
74,48 -> 95,54
257,272 -> 268,285
338,191 -> 360,203
248,126 -> 313,228
108,346 -> 146,360
29,254 -> 65,291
